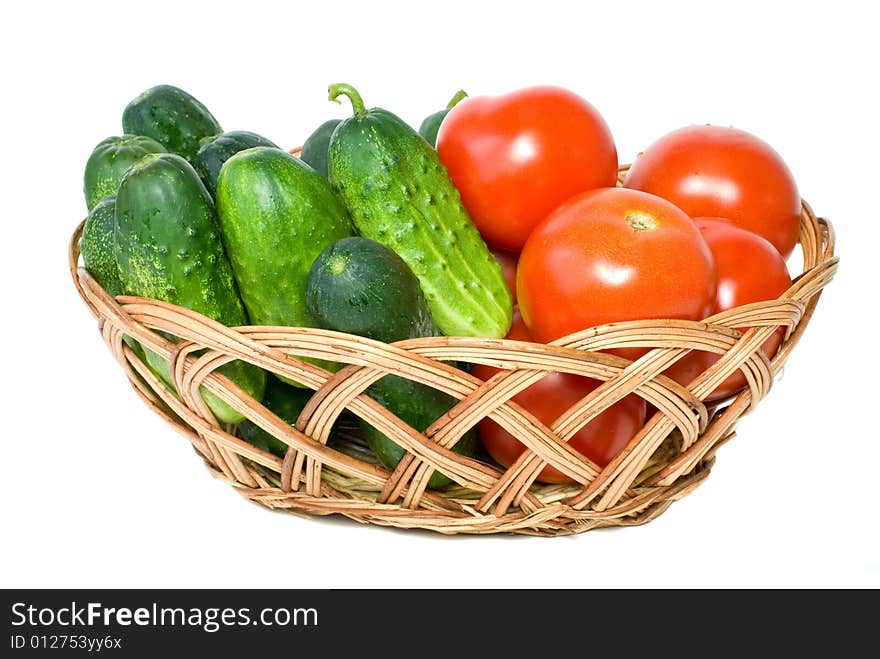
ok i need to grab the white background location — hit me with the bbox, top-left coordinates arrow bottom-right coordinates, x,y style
2,0 -> 877,589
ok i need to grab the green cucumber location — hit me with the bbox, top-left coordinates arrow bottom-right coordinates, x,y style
81,196 -> 146,362
306,237 -> 438,342
82,196 -> 124,298
83,135 -> 166,210
114,152 -> 265,423
418,89 -> 467,148
192,130 -> 280,198
299,119 -> 341,179
306,236 -> 476,488
327,83 -> 512,339
122,85 -> 222,161
236,377 -> 312,457
215,146 -> 354,385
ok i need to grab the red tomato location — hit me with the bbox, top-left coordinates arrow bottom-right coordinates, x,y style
622,125 -> 802,258
471,311 -> 645,483
664,218 -> 792,401
517,187 -> 717,345
436,86 -> 618,251
490,246 -> 519,304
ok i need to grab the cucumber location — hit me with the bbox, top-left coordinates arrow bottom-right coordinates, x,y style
81,196 -> 146,362
327,83 -> 512,339
305,236 -> 476,488
215,146 -> 353,385
114,152 -> 265,423
236,377 -> 312,457
418,89 -> 467,148
122,85 -> 222,161
306,237 -> 438,342
82,196 -> 124,298
83,135 -> 167,211
192,130 -> 280,198
299,119 -> 341,179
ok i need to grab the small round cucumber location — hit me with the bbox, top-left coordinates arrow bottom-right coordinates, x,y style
307,237 -> 438,343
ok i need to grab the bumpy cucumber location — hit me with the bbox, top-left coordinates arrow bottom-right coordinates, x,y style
122,85 -> 222,161
114,152 -> 265,423
192,131 -> 279,198
82,196 -> 124,298
327,83 -> 512,339
418,90 -> 467,148
305,236 -> 476,488
81,196 -> 146,361
83,135 -> 166,210
215,147 -> 353,376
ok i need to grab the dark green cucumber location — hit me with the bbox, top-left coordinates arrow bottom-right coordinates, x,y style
236,377 -> 312,457
418,89 -> 467,148
192,130 -> 280,198
83,135 -> 166,210
299,119 -> 341,179
306,237 -> 438,342
327,83 -> 512,339
215,147 -> 353,385
114,152 -> 265,423
305,236 -> 476,489
122,85 -> 222,161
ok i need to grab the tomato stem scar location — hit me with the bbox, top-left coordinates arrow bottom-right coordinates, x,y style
625,211 -> 658,232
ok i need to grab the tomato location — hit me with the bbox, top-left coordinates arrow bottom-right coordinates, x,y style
664,218 -> 792,401
517,187 -> 717,345
471,311 -> 645,483
622,125 -> 802,258
490,246 -> 519,304
436,86 -> 618,251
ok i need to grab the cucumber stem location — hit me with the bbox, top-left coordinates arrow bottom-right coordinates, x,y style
328,83 -> 367,118
447,89 -> 468,109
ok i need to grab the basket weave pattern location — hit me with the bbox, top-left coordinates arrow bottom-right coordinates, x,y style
69,165 -> 838,536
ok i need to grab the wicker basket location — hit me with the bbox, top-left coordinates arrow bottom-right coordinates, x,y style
69,162 -> 838,536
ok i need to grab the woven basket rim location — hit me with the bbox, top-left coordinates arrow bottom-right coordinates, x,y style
69,162 -> 838,536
